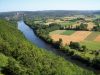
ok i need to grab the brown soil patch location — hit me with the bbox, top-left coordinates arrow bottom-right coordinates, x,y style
50,31 -> 91,45
94,35 -> 100,42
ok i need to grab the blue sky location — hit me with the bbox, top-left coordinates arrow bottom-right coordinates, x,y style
0,0 -> 100,12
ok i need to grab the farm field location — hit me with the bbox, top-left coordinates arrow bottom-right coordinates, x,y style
85,31 -> 100,41
80,41 -> 100,50
94,35 -> 100,42
50,30 -> 91,45
61,30 -> 75,35
50,30 -> 100,50
49,30 -> 66,35
49,30 -> 75,35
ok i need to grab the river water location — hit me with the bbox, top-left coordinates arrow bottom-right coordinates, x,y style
18,20 -> 55,51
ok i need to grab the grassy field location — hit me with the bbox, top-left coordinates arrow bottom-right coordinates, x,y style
81,41 -> 100,50
49,30 -> 66,35
61,30 -> 75,35
49,30 -> 75,35
83,31 -> 100,50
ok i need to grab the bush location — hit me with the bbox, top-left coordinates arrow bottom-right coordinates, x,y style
69,41 -> 81,50
92,57 -> 100,69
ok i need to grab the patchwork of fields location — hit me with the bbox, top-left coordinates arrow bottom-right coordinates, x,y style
34,16 -> 100,50
50,30 -> 100,50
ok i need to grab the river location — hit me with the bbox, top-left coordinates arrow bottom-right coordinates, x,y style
18,20 -> 97,74
18,20 -> 54,50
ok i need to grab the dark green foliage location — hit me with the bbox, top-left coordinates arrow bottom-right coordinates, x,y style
93,19 -> 100,31
75,23 -> 88,30
3,57 -> 32,75
54,38 -> 63,49
93,18 -> 100,26
69,41 -> 81,50
81,45 -> 87,52
92,25 -> 100,31
92,57 -> 100,69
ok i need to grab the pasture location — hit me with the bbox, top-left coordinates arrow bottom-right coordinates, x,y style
81,41 -> 100,50
49,30 -> 75,35
61,30 -> 75,35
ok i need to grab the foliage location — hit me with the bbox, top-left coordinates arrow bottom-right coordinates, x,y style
69,41 -> 81,50
0,53 -> 8,68
75,23 -> 88,30
92,25 -> 100,31
93,19 -> 100,31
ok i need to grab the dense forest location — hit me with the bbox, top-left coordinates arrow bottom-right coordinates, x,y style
0,19 -> 96,75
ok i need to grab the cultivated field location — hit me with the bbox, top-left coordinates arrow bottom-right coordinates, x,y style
49,30 -> 75,35
94,35 -> 100,42
85,31 -> 100,41
50,30 -> 100,49
50,30 -> 91,45
49,30 -> 66,35
81,41 -> 100,50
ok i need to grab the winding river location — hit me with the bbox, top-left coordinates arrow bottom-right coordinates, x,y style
18,20 -> 54,50
18,20 -> 97,74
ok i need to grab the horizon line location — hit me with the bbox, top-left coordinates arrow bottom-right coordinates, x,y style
0,9 -> 100,13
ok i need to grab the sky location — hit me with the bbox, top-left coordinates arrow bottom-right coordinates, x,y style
0,0 -> 100,12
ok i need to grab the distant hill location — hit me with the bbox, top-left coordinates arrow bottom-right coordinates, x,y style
0,10 -> 100,18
